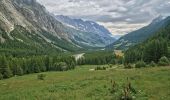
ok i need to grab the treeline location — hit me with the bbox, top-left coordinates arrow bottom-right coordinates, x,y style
124,23 -> 170,65
77,51 -> 116,65
0,55 -> 76,80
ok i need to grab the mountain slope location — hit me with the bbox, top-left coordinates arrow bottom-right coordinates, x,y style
124,16 -> 170,63
106,16 -> 168,50
56,15 -> 116,47
0,0 -> 114,53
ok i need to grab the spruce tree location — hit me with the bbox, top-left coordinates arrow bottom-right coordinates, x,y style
0,73 -> 3,80
0,56 -> 12,78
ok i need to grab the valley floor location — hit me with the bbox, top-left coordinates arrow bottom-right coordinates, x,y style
0,65 -> 170,100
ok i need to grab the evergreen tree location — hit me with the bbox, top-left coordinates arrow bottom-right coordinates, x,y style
44,56 -> 50,71
0,73 -> 3,80
0,56 -> 12,78
17,66 -> 24,76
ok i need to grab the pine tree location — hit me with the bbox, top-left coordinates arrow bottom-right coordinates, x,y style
0,56 -> 12,78
44,56 -> 50,71
16,65 -> 24,76
0,73 -> 3,80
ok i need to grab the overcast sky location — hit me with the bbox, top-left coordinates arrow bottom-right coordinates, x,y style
37,0 -> 170,35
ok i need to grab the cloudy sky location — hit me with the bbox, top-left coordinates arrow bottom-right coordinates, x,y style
37,0 -> 170,36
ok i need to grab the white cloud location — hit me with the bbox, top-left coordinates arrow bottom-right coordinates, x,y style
37,0 -> 170,35
98,22 -> 148,35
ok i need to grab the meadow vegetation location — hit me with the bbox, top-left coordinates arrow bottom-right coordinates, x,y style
0,65 -> 169,100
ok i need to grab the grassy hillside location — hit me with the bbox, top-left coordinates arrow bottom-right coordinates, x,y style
0,65 -> 170,100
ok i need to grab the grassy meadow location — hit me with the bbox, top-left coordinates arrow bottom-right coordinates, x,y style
0,65 -> 170,100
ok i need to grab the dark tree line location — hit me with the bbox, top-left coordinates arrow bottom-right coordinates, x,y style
0,55 -> 76,79
77,51 -> 116,65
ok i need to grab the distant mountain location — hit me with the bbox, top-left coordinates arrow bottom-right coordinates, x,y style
112,34 -> 123,40
56,15 -> 116,47
106,16 -> 168,50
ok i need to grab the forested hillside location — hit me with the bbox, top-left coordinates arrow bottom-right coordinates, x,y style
124,17 -> 170,64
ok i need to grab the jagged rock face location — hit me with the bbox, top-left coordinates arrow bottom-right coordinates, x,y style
56,15 -> 116,47
0,0 -> 68,37
0,0 -> 17,32
0,0 -> 76,51
12,0 -> 68,38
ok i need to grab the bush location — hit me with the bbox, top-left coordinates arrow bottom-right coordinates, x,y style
95,66 -> 106,70
110,80 -> 117,94
109,64 -> 113,68
135,61 -> 146,68
37,74 -> 46,80
158,56 -> 170,66
149,61 -> 156,67
124,63 -> 133,69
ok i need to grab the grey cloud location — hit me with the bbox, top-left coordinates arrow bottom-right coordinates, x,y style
37,0 -> 170,35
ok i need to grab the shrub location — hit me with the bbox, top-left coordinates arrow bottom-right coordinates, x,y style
158,56 -> 170,66
135,61 -> 146,68
37,74 -> 46,80
124,63 -> 133,69
149,61 -> 156,67
110,80 -> 117,94
103,67 -> 107,70
120,88 -> 133,100
95,66 -> 106,70
109,64 -> 113,68
95,66 -> 100,70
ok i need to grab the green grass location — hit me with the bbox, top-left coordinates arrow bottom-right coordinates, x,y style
0,65 -> 170,100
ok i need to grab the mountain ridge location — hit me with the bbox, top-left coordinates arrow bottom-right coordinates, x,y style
55,15 -> 116,47
106,16 -> 169,50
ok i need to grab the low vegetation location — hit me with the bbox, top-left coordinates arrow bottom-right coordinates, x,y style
124,63 -> 133,69
135,60 -> 146,68
149,61 -> 157,67
158,56 -> 170,66
0,65 -> 169,100
109,78 -> 137,100
37,74 -> 46,80
95,66 -> 106,70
